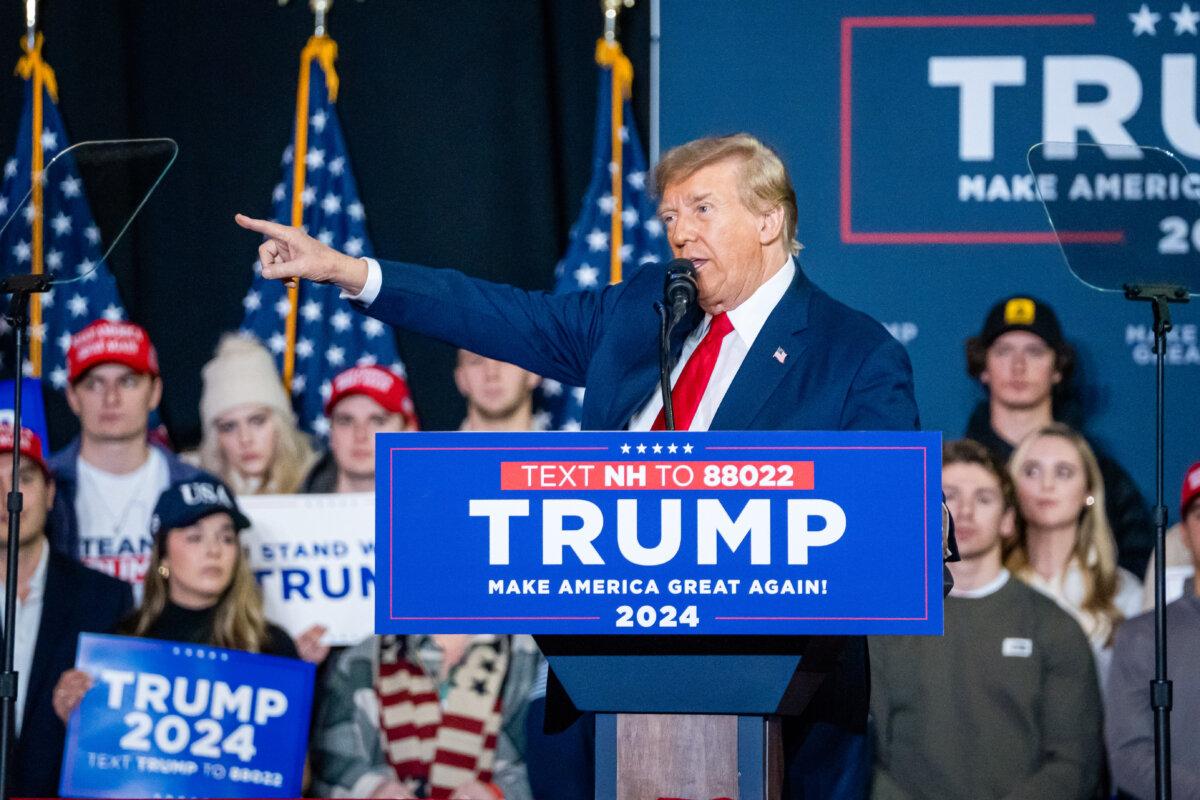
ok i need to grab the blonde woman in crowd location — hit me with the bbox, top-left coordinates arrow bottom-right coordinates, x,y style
1006,422 -> 1143,685
196,334 -> 316,495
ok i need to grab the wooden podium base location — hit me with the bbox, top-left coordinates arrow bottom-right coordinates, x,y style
596,713 -> 783,800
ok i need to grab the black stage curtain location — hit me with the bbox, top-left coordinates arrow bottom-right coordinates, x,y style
0,0 -> 652,449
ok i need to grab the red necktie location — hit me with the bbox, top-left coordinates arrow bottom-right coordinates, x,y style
652,312 -> 734,431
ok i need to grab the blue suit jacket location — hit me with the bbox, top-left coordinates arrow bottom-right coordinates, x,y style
12,549 -> 133,797
364,258 -> 918,740
365,258 -> 919,433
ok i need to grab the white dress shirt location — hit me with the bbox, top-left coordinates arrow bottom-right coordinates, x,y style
349,255 -> 797,432
0,541 -> 48,736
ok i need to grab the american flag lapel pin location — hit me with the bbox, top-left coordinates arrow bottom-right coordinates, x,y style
773,347 -> 787,364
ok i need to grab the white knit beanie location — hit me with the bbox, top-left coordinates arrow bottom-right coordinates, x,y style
200,334 -> 294,429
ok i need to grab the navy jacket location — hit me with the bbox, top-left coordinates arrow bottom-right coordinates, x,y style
361,257 -> 919,732
12,549 -> 133,797
46,438 -> 207,561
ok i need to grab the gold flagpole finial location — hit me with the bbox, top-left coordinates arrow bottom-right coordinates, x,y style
602,0 -> 635,42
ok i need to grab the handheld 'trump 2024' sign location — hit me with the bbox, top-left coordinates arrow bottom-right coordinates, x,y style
378,430 -> 942,635
59,634 -> 314,798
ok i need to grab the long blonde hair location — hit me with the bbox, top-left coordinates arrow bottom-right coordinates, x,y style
122,531 -> 271,653
1005,423 -> 1123,639
199,407 -> 315,495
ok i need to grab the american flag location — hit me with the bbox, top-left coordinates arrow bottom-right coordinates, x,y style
0,65 -> 127,387
542,60 -> 670,430
240,43 -> 409,438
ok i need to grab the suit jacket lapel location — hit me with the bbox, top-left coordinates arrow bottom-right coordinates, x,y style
25,552 -> 70,725
710,269 -> 813,430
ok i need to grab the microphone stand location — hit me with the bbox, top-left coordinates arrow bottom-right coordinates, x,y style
655,297 -> 692,432
1124,282 -> 1188,800
0,272 -> 52,800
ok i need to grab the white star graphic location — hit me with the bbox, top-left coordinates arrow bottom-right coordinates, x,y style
301,299 -> 322,322
667,443 -> 678,454
326,345 -> 345,366
282,145 -> 294,165
652,443 -> 663,454
619,243 -> 634,262
622,207 -> 639,228
67,294 -> 89,317
301,187 -> 316,207
541,378 -> 563,397
275,297 -> 292,318
12,241 -> 30,263
638,253 -> 660,266
41,289 -> 54,308
305,148 -> 326,170
347,201 -> 365,221
319,380 -> 333,400
356,353 -> 377,366
272,182 -> 286,202
317,229 -> 335,245
362,318 -> 384,338
291,374 -> 307,394
532,409 -> 552,430
1172,2 -> 1200,32
4,158 -> 16,178
40,130 -> 58,151
627,171 -> 646,190
1130,3 -> 1162,34
77,259 -> 97,281
22,204 -> 37,224
561,419 -> 581,431
310,109 -> 328,132
586,228 -> 609,252
242,290 -> 262,311
636,443 -> 647,454
344,237 -> 364,257
102,304 -> 123,322
21,359 -> 34,377
85,225 -> 100,244
59,174 -> 81,197
57,331 -> 72,352
296,338 -> 314,359
267,332 -> 286,354
644,218 -> 664,237
0,197 -> 6,216
312,416 -> 330,436
683,443 -> 694,454
320,193 -> 342,215
574,264 -> 600,287
50,212 -> 72,236
390,361 -> 407,379
620,443 -> 632,454
50,366 -> 67,389
331,309 -> 352,332
29,324 -> 45,342
598,194 -> 615,214
329,156 -> 345,176
572,387 -> 586,404
45,249 -> 62,270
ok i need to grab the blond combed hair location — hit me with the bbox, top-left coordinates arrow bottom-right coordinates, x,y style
124,539 -> 271,653
199,407 -> 315,495
654,133 -> 801,255
1005,423 -> 1124,641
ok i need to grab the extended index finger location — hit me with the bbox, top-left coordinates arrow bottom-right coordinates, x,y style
235,213 -> 295,241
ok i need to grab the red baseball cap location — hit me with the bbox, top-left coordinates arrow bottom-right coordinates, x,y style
0,425 -> 51,479
324,365 -> 418,429
1181,462 -> 1200,518
67,320 -> 160,384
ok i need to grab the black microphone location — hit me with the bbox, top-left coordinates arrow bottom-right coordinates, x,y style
663,258 -> 697,321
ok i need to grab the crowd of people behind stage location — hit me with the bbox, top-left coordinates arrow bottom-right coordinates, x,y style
4,266 -> 1199,796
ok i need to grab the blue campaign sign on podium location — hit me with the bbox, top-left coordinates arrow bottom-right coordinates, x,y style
59,634 -> 314,798
378,430 -> 943,635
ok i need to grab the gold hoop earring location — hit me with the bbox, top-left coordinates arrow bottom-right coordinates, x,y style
158,564 -> 170,579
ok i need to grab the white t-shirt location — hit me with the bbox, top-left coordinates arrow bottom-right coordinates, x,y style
74,447 -> 170,588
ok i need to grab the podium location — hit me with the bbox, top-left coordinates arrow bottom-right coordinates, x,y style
535,634 -> 844,799
376,429 -> 943,800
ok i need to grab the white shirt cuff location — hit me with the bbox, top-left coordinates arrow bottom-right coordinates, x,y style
340,257 -> 382,306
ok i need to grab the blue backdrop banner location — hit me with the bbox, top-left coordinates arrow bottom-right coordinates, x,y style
377,430 -> 943,635
659,0 -> 1200,517
59,634 -> 314,799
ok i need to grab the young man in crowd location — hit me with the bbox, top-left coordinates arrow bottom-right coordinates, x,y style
0,425 -> 133,796
870,438 -> 1102,800
301,364 -> 417,493
1107,461 -> 1200,798
455,350 -> 541,432
48,319 -> 205,586
964,295 -> 1154,576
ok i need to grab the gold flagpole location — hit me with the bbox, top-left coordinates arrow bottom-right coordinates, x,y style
598,0 -> 634,284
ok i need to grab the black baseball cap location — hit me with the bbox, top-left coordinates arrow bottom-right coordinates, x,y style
151,477 -> 251,539
978,295 -> 1065,349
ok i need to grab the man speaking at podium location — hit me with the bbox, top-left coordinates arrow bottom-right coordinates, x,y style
238,133 -> 919,797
